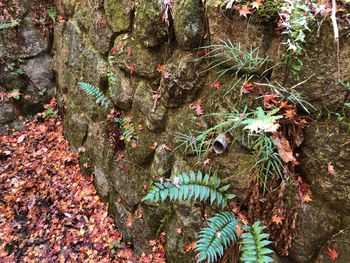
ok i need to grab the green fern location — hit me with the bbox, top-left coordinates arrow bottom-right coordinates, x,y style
114,117 -> 138,147
47,4 -> 57,22
196,212 -> 238,263
78,82 -> 111,109
0,20 -> 20,30
143,171 -> 235,208
240,221 -> 274,263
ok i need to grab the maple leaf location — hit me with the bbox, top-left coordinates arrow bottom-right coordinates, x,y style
327,247 -> 338,261
163,72 -> 171,79
235,224 -> 244,236
150,142 -> 158,150
303,194 -> 313,203
203,158 -> 211,166
211,81 -> 222,89
156,64 -> 166,73
241,82 -> 254,94
176,228 -> 182,234
195,105 -> 204,116
328,162 -> 336,176
251,0 -> 263,9
173,176 -> 180,188
272,215 -> 283,225
111,47 -> 116,55
126,215 -> 133,228
183,242 -> 196,252
284,108 -> 297,119
237,5 -> 252,18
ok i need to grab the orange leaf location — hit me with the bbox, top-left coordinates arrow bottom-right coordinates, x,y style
183,242 -> 196,252
272,215 -> 283,225
303,194 -> 313,203
237,5 -> 252,18
157,64 -> 166,73
327,247 -> 338,261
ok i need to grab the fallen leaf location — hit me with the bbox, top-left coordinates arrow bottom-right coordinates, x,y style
211,81 -> 222,90
156,64 -> 166,73
272,215 -> 283,225
130,64 -> 135,74
183,242 -> 196,252
303,194 -> 313,203
173,177 -> 180,188
17,135 -> 26,143
203,158 -> 211,166
272,133 -> 298,164
241,82 -> 254,94
176,228 -> 182,234
328,163 -> 336,176
237,5 -> 252,18
327,247 -> 338,261
251,0 -> 263,9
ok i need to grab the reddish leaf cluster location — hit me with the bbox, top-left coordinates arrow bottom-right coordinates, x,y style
0,106 -> 165,262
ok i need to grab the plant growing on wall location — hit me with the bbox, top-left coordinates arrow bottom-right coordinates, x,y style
78,82 -> 111,109
143,171 -> 274,262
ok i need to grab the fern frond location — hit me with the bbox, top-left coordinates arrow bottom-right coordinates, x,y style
78,82 -> 111,109
143,171 -> 235,208
240,221 -> 274,263
196,212 -> 238,263
0,20 -> 20,30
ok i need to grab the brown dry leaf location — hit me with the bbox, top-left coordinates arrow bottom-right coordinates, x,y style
294,127 -> 304,147
237,5 -> 252,18
183,242 -> 196,252
284,108 -> 297,119
150,142 -> 158,150
272,134 -> 298,164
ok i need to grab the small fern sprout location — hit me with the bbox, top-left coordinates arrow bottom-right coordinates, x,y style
240,221 -> 274,263
196,212 -> 239,263
143,171 -> 236,208
78,82 -> 111,109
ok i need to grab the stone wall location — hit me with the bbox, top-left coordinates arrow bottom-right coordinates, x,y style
3,0 -> 349,262
0,0 -> 55,129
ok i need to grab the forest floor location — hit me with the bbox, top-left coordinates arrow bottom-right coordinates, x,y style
0,100 -> 165,262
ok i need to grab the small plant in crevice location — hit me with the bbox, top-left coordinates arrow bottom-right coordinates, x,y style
279,0 -> 315,75
199,40 -> 270,95
114,116 -> 138,149
143,171 -> 274,263
78,82 -> 111,109
0,19 -> 20,30
107,55 -> 117,86
47,4 -> 57,23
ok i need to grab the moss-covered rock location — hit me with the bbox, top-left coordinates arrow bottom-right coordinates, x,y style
173,0 -> 203,50
104,0 -> 133,33
74,0 -> 114,54
299,123 -> 350,215
160,50 -> 207,108
0,87 -> 18,124
134,0 -> 167,48
133,81 -> 167,131
108,67 -> 134,110
113,34 -> 164,79
150,144 -> 174,179
63,113 -> 89,150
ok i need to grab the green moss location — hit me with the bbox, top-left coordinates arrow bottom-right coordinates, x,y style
255,0 -> 281,24
104,0 -> 132,33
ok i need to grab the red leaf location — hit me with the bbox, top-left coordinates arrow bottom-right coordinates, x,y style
211,81 -> 222,89
241,82 -> 254,94
130,64 -> 135,74
195,105 -> 203,116
327,247 -> 338,261
157,64 -> 166,73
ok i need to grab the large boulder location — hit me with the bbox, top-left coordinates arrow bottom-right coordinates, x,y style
104,0 -> 133,33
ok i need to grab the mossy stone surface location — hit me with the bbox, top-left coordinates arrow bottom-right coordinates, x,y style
104,0 -> 133,33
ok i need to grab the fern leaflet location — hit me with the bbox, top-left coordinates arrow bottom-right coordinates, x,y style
240,221 -> 274,263
143,171 -> 235,208
196,212 -> 238,263
78,82 -> 111,109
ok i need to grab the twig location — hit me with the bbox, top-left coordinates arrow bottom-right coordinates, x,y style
331,0 -> 340,80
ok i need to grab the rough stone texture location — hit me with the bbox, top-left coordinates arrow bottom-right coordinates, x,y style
271,22 -> 350,113
299,123 -> 350,215
150,144 -> 174,179
314,229 -> 350,263
94,167 -> 110,200
134,0 -> 167,48
173,0 -> 203,50
104,0 -> 133,33
289,200 -> 341,263
0,2 -> 54,125
160,51 -> 207,108
108,67 -> 134,110
166,204 -> 203,262
63,113 -> 89,149
133,81 -> 167,131
113,35 -> 164,79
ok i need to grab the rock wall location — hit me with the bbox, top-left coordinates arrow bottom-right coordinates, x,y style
3,0 -> 347,262
0,0 -> 55,130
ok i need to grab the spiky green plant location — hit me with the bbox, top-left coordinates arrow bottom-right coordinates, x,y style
114,117 -> 138,147
240,221 -> 274,263
78,82 -> 111,109
0,20 -> 20,30
196,212 -> 239,263
143,171 -> 236,208
47,4 -> 57,22
199,40 -> 270,95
